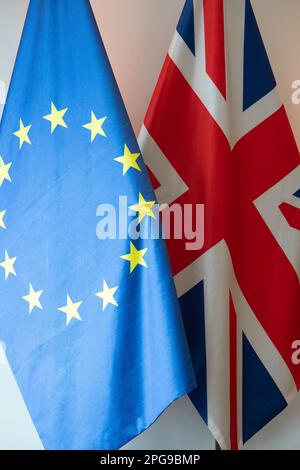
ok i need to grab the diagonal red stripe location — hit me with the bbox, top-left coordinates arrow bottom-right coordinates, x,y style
279,202 -> 300,231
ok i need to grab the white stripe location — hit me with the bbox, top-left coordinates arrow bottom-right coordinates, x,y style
138,125 -> 188,205
254,165 -> 300,280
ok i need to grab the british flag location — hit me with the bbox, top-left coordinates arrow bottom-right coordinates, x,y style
139,0 -> 300,449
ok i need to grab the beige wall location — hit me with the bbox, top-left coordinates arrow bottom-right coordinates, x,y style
90,0 -> 185,134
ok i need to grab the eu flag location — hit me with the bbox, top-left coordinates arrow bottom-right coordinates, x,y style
0,0 -> 195,449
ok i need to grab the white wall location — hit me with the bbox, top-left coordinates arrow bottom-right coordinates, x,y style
1,0 -> 300,450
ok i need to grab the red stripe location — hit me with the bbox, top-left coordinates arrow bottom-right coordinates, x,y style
203,0 -> 226,99
279,202 -> 300,231
229,294 -> 238,450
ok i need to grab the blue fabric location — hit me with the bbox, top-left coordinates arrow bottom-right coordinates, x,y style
243,0 -> 276,110
293,189 -> 300,198
179,281 -> 207,424
242,334 -> 287,443
0,0 -> 195,450
177,0 -> 195,56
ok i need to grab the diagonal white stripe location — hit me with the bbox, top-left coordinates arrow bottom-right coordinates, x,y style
255,165 -> 300,280
138,125 -> 189,205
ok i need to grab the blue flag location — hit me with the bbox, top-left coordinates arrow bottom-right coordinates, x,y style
0,0 -> 195,450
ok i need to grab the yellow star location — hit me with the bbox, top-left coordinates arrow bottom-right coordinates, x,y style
13,119 -> 32,148
43,102 -> 68,133
121,242 -> 148,273
22,283 -> 43,314
0,210 -> 6,229
114,144 -> 141,175
83,111 -> 107,142
58,294 -> 82,325
0,250 -> 16,279
0,157 -> 12,186
95,280 -> 118,310
129,192 -> 156,223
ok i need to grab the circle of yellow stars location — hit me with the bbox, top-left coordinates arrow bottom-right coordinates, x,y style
0,101 -> 157,326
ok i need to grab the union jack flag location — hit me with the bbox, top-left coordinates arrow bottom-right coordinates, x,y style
139,0 -> 300,449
